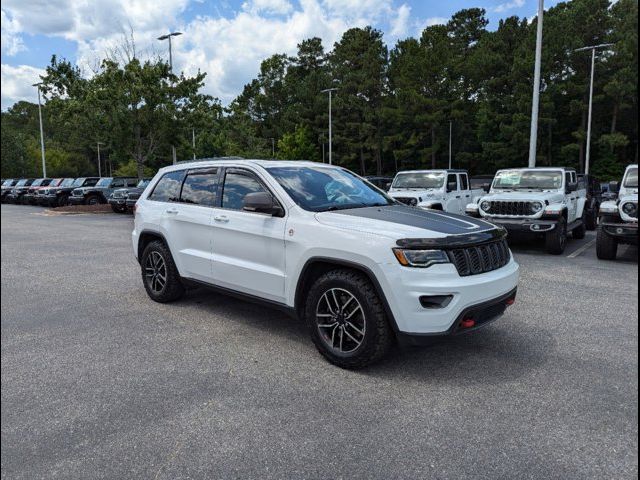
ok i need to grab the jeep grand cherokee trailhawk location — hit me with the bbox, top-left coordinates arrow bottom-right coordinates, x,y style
132,160 -> 520,368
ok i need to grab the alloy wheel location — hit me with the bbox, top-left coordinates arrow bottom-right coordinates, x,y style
315,288 -> 366,353
144,251 -> 167,293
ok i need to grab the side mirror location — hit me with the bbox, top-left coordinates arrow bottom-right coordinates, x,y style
482,183 -> 491,193
243,192 -> 282,216
609,181 -> 620,194
447,181 -> 457,193
566,182 -> 578,193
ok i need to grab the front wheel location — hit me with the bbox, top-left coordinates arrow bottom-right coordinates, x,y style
573,213 -> 587,240
305,270 -> 393,369
585,208 -> 598,230
111,204 -> 127,213
546,216 -> 568,255
86,195 -> 100,205
57,194 -> 69,207
596,227 -> 618,260
140,241 -> 185,303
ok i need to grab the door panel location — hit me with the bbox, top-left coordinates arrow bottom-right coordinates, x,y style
211,169 -> 287,302
445,174 -> 461,214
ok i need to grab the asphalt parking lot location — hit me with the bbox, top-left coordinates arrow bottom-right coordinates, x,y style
1,204 -> 638,479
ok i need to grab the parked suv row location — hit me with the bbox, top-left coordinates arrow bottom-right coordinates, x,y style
133,159 -> 520,369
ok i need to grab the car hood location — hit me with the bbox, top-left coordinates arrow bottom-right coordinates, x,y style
315,205 -> 497,240
619,193 -> 638,204
388,188 -> 443,198
481,191 -> 564,203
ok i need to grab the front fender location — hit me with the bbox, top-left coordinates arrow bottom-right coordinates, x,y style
576,197 -> 588,218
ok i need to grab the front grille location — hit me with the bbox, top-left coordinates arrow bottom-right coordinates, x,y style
446,239 -> 511,277
112,192 -> 126,199
394,197 -> 416,206
72,189 -> 83,196
488,201 -> 535,216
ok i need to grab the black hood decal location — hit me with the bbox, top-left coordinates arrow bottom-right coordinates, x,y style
333,205 -> 506,248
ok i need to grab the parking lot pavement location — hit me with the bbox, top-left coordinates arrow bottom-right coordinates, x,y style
1,204 -> 638,479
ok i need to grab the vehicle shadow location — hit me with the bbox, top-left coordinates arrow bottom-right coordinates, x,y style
181,287 -> 553,385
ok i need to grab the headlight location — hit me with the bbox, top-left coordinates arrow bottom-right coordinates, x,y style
622,202 -> 637,215
392,249 -> 450,268
531,201 -> 544,213
480,201 -> 491,212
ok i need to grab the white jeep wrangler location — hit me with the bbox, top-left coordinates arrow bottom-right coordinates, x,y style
596,164 -> 638,260
466,167 -> 588,255
387,169 -> 484,215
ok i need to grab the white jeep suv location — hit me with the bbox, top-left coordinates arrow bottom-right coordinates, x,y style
132,160 -> 520,368
596,164 -> 638,260
466,167 -> 588,254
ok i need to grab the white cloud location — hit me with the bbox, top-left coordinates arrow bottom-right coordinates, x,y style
1,64 -> 46,109
242,0 -> 294,15
424,17 -> 447,27
1,9 -> 26,56
390,3 -> 411,38
494,0 -> 525,13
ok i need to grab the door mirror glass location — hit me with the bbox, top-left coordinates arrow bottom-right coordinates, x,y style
482,183 -> 491,193
609,181 -> 620,194
566,182 -> 578,193
447,181 -> 457,193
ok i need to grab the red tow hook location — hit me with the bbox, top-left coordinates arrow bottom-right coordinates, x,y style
461,318 -> 476,329
505,297 -> 516,306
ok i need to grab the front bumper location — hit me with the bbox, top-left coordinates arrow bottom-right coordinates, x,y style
600,221 -> 638,244
108,198 -> 127,207
377,258 -> 520,336
68,196 -> 86,205
481,216 -> 558,233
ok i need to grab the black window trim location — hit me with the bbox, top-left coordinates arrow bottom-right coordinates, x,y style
148,170 -> 187,203
218,167 -> 285,215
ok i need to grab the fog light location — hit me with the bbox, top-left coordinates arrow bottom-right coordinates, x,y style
461,318 -> 475,328
616,227 -> 624,234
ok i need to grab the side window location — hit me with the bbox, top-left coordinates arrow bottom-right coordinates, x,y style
222,171 -> 269,210
180,169 -> 218,207
126,179 -> 138,187
111,179 -> 125,188
447,174 -> 458,191
459,174 -> 469,191
571,172 -> 577,184
578,176 -> 586,190
565,172 -> 572,188
84,179 -> 98,187
149,171 -> 184,202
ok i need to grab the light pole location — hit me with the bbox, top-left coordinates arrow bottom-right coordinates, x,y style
192,128 -> 196,160
157,31 -> 182,70
575,43 -> 614,175
528,0 -> 544,168
158,32 -> 182,165
97,141 -> 104,177
32,83 -> 47,177
321,87 -> 338,165
448,120 -> 453,169
270,138 -> 275,158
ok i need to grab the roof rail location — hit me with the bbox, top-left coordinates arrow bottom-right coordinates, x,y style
175,156 -> 245,164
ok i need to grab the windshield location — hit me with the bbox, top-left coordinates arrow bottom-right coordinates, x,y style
623,168 -> 638,188
96,178 -> 112,187
392,172 -> 445,189
31,179 -> 44,187
267,166 -> 395,212
60,178 -> 75,187
71,178 -> 86,187
2,180 -> 13,186
16,179 -> 28,186
137,179 -> 150,188
493,170 -> 563,190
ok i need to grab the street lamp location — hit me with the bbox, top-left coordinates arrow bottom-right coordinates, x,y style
528,0 -> 544,168
158,31 -> 182,165
448,120 -> 453,169
157,32 -> 182,71
96,141 -> 105,177
575,43 -> 614,175
32,82 -> 47,177
270,138 -> 275,158
321,87 -> 338,165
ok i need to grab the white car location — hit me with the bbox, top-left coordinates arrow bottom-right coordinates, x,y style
466,167 -> 588,255
597,164 -> 638,260
387,169 -> 484,215
132,160 -> 520,368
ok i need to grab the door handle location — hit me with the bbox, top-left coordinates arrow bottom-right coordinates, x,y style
166,208 -> 179,214
213,215 -> 229,223
456,196 -> 461,199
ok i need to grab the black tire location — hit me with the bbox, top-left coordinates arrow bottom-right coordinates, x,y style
86,194 -> 100,205
57,194 -> 69,207
585,207 -> 598,231
572,213 -> 587,240
546,216 -> 568,255
111,204 -> 127,213
304,269 -> 393,369
596,227 -> 618,260
140,240 -> 185,303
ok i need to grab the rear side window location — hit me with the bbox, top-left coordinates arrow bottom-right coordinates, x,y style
125,179 -> 138,187
149,171 -> 184,202
447,174 -> 458,191
459,174 -> 469,190
180,169 -> 218,206
83,178 -> 99,187
222,171 -> 269,210
111,179 -> 125,188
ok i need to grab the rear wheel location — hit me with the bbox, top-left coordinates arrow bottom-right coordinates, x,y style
305,269 -> 393,369
573,213 -> 587,240
57,194 -> 69,207
86,195 -> 100,205
596,227 -> 618,260
546,216 -> 568,255
140,240 -> 185,302
585,207 -> 598,230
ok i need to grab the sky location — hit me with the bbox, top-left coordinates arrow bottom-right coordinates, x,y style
0,0 -> 564,110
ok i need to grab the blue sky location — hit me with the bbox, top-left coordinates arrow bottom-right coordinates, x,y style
1,0 -> 563,109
